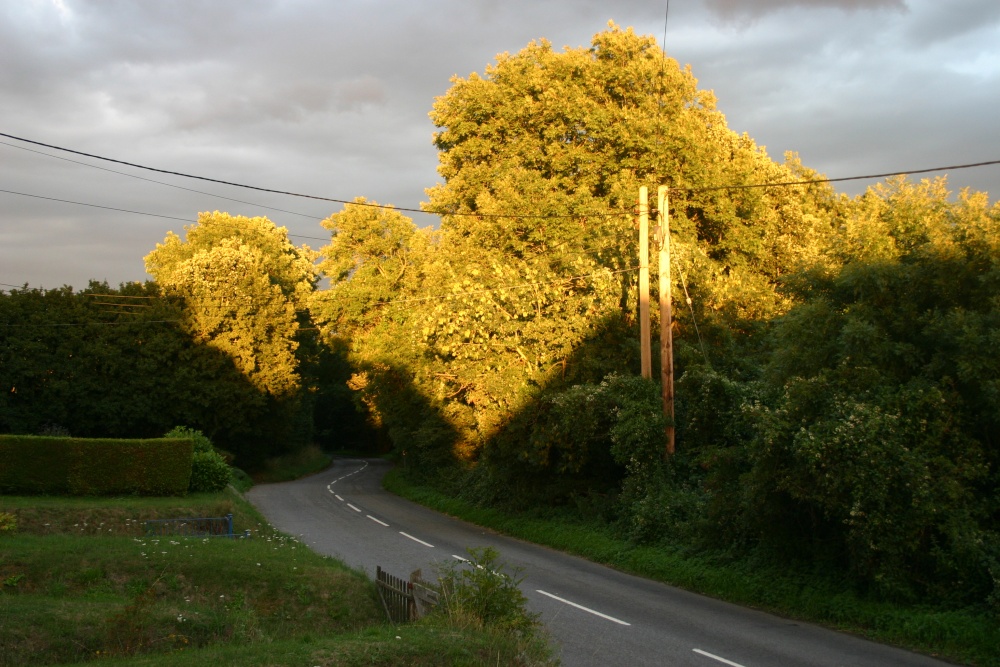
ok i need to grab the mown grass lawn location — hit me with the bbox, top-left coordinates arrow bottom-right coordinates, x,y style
0,488 -> 552,667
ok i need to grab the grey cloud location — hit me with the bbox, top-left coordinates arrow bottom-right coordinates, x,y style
334,76 -> 387,111
2,0 -> 998,291
903,0 -> 1000,45
704,0 -> 905,25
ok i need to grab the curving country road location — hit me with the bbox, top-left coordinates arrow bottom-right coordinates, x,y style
247,458 -> 951,667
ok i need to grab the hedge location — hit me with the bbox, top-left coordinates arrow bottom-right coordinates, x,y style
0,435 -> 193,496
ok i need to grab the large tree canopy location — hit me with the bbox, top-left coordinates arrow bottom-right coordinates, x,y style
426,23 -> 840,326
145,211 -> 317,398
339,23 -> 844,465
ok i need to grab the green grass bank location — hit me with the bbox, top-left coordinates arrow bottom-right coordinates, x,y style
0,488 -> 551,666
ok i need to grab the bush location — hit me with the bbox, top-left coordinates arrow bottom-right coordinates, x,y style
163,426 -> 232,493
189,452 -> 231,493
0,512 -> 17,534
164,425 -> 213,453
436,547 -> 539,633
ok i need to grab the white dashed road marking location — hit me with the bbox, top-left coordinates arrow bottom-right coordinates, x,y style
693,649 -> 746,667
535,590 -> 630,626
399,532 -> 434,548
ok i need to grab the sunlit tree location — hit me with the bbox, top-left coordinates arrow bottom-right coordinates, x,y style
145,211 -> 317,397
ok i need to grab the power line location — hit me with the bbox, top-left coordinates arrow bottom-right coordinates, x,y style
0,188 -> 193,224
663,0 -> 670,49
0,131 -> 442,217
83,293 -> 160,300
679,159 -> 1000,195
5,132 -> 996,222
1,140 -> 326,221
0,188 -> 329,242
1,131 -> 626,221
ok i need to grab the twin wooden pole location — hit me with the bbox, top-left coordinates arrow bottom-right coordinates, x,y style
638,186 -> 676,456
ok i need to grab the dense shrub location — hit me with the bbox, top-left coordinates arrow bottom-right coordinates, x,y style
694,181 -> 1000,605
165,426 -> 232,493
189,450 -> 232,493
165,425 -> 213,453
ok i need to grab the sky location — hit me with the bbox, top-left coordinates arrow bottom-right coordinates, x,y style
2,0 -> 998,291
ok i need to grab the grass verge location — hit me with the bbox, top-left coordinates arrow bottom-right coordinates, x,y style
383,468 -> 999,667
0,488 -> 552,666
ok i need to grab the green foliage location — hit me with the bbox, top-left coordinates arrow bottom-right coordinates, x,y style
745,381 -> 989,600
189,450 -> 232,493
323,24 -> 843,473
165,425 -> 213,453
163,426 -> 232,493
0,435 -> 71,494
696,177 -> 1000,605
427,23 -> 841,326
0,282 -> 293,463
436,547 -> 539,633
614,465 -> 707,546
0,511 -> 16,534
0,435 -> 193,496
313,198 -> 423,336
229,467 -> 254,493
249,445 -> 332,485
146,212 -> 320,463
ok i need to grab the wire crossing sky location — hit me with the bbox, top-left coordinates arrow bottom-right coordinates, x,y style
1,0 -> 998,290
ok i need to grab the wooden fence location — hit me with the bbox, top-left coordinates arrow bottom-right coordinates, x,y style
375,567 -> 440,624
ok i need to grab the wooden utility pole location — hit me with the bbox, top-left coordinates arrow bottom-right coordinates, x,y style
638,186 -> 652,379
658,185 -> 676,455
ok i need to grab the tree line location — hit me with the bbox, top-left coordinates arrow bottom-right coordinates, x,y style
1,24 -> 997,609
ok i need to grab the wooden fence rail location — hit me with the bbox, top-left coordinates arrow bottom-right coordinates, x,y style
375,567 -> 440,624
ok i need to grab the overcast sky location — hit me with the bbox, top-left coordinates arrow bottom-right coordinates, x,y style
2,0 -> 998,291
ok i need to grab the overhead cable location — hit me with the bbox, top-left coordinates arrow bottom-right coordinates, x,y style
1,140 -> 325,221
1,188 -> 193,224
679,160 -> 1000,194
0,131 -> 628,220
0,188 -> 329,242
0,131 -> 440,217
3,132 -> 997,221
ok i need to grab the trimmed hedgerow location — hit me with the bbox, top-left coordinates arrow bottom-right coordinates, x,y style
0,435 -> 193,496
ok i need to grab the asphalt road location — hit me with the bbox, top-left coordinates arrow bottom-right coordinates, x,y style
246,458 -> 953,667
